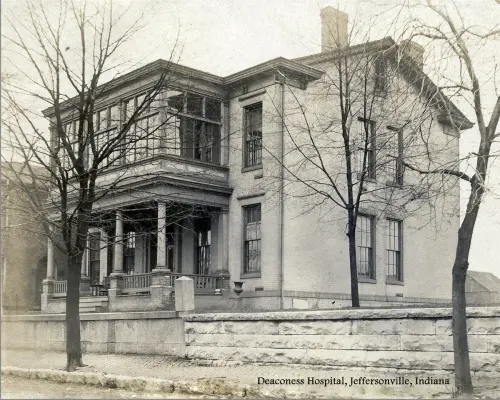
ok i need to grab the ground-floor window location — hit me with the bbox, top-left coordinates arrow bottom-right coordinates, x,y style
387,219 -> 403,281
356,214 -> 375,279
243,204 -> 261,273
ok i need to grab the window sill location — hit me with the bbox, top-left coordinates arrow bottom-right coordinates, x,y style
240,272 -> 261,279
386,277 -> 404,286
358,276 -> 376,284
242,164 -> 263,173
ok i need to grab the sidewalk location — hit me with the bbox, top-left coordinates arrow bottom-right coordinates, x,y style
1,349 -> 498,399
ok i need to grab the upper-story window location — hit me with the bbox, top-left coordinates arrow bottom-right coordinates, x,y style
244,103 -> 263,167
165,90 -> 221,164
90,104 -> 121,167
386,126 -> 403,185
357,117 -> 376,180
123,92 -> 161,163
374,57 -> 387,93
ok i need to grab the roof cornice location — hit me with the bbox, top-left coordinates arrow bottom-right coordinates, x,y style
43,58 -> 324,118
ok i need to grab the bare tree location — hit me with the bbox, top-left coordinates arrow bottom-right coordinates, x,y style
395,0 -> 500,394
1,0 -> 182,370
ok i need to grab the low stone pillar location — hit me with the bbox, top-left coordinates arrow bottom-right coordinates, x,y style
215,270 -> 231,291
150,270 -> 174,310
41,279 -> 54,313
175,277 -> 195,313
80,277 -> 91,296
108,275 -> 124,311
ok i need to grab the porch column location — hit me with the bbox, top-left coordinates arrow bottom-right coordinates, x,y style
80,233 -> 91,295
81,234 -> 88,277
46,237 -> 55,280
154,201 -> 169,272
99,230 -> 108,284
112,210 -> 124,275
215,211 -> 230,290
42,235 -> 55,312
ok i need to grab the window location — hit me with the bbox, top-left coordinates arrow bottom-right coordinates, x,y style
126,114 -> 160,163
357,118 -> 376,180
89,233 -> 100,285
196,218 -> 211,275
164,90 -> 221,163
243,204 -> 261,273
244,103 -> 263,167
374,57 -> 387,93
387,219 -> 402,281
123,231 -> 135,274
386,126 -> 403,185
179,118 -> 219,163
356,214 -> 375,279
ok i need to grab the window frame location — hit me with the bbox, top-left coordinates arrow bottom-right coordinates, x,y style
386,219 -> 403,283
374,57 -> 388,94
243,102 -> 263,168
242,203 -> 262,275
357,117 -> 377,180
386,126 -> 404,186
356,214 -> 376,281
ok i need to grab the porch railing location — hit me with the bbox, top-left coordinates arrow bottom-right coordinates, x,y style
122,273 -> 152,294
53,280 -> 67,297
171,272 -> 219,293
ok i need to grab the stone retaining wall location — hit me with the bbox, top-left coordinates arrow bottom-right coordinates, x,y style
184,307 -> 500,392
1,311 -> 185,357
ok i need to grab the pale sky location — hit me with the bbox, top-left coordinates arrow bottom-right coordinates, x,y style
2,0 -> 499,276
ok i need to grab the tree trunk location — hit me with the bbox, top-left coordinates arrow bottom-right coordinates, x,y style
65,252 -> 84,371
347,214 -> 360,308
451,207 -> 479,395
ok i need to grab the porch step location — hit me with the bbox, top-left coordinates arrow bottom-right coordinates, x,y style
79,296 -> 108,313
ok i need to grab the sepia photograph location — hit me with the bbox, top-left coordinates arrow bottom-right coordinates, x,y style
1,0 -> 499,398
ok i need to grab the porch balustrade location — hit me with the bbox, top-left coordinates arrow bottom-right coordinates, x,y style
47,272 -> 221,299
171,272 -> 218,293
122,273 -> 152,294
53,280 -> 67,297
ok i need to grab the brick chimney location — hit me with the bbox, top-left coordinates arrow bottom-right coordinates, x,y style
320,6 -> 348,52
400,40 -> 424,69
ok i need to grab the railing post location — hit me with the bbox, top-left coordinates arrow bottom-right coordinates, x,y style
41,279 -> 54,313
175,276 -> 195,314
107,274 -> 124,311
150,269 -> 174,310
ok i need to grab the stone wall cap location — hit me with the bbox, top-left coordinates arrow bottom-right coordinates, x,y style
2,310 -> 177,322
183,307 -> 500,322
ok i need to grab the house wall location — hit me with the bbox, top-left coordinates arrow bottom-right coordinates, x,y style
224,57 -> 460,303
1,179 -> 47,311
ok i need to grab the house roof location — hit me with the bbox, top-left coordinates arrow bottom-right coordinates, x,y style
294,37 -> 474,131
468,271 -> 500,292
42,58 -> 323,117
42,37 -> 472,131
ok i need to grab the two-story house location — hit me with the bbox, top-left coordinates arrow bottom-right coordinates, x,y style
41,7 -> 471,312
